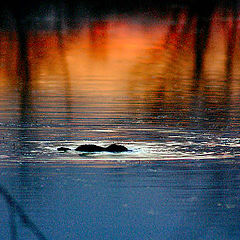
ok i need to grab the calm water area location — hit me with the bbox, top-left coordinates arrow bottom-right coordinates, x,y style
0,3 -> 240,239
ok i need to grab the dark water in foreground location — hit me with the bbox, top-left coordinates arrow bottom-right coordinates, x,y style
0,4 -> 240,239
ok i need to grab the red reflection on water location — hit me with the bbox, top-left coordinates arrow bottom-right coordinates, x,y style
0,10 -> 239,106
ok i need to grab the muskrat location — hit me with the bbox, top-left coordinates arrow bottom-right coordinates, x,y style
75,144 -> 128,153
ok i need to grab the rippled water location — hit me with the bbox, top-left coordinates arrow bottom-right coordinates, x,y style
0,5 -> 240,239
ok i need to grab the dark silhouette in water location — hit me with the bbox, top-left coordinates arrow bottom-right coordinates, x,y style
105,144 -> 129,152
75,144 -> 106,152
57,144 -> 129,153
75,144 -> 129,153
57,147 -> 72,152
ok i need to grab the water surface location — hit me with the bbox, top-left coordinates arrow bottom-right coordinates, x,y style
0,5 -> 240,239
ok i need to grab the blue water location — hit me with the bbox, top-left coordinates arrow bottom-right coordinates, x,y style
1,160 -> 240,239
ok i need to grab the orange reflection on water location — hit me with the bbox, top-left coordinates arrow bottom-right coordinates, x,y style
0,33 -> 18,88
0,11 -> 239,108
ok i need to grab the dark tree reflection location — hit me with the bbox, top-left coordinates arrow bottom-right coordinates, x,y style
55,6 -> 73,121
128,1 -> 239,131
0,185 -> 47,240
192,2 -> 216,86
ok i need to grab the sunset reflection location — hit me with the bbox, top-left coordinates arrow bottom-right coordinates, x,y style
0,9 -> 239,131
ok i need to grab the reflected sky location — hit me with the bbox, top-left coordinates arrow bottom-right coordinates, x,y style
0,9 -> 240,162
0,7 -> 239,167
0,9 -> 239,145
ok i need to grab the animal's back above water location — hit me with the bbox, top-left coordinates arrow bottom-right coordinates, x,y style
58,144 -> 129,153
75,144 -> 105,152
105,144 -> 128,152
75,144 -> 128,153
